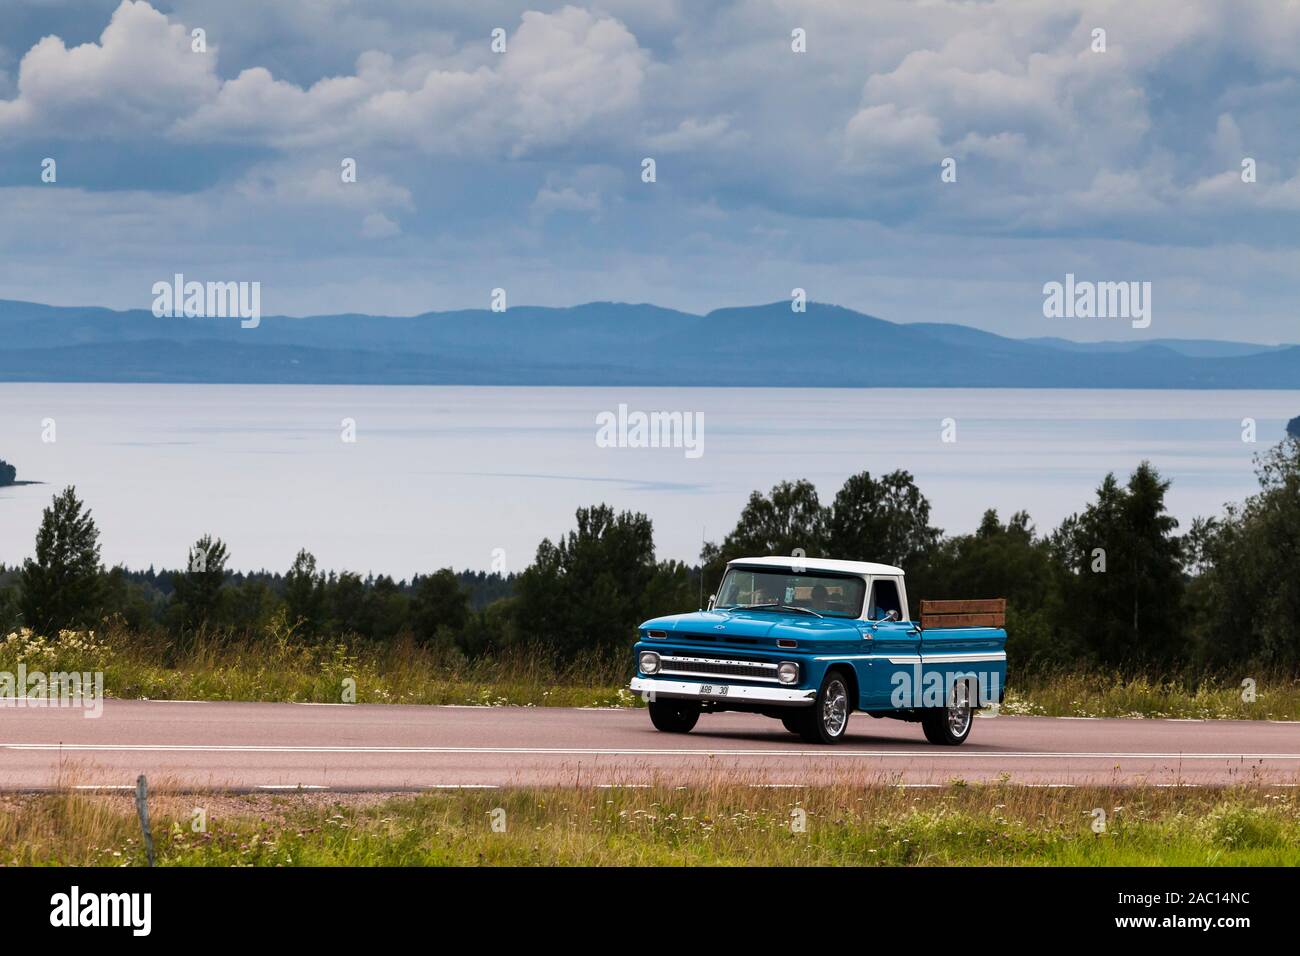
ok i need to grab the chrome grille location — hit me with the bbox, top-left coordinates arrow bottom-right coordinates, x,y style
658,656 -> 781,683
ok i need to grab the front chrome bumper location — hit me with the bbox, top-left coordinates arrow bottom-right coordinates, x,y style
630,676 -> 816,707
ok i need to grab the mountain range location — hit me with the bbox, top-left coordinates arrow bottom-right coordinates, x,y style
0,298 -> 1296,388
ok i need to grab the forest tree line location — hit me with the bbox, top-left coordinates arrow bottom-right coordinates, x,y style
1,436 -> 1298,672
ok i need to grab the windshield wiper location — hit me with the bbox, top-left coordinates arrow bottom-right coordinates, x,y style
733,603 -> 824,618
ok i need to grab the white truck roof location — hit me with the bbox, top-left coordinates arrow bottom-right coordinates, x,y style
726,556 -> 904,577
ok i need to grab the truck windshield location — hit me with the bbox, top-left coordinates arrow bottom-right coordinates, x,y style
714,568 -> 865,619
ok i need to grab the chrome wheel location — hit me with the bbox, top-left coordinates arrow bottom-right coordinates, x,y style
822,678 -> 849,737
946,681 -> 972,738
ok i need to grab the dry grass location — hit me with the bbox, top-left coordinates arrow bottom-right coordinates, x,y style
3,781 -> 1298,867
1,622 -> 631,708
1005,669 -> 1300,720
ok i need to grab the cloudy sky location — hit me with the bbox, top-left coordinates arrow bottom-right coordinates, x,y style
1,0 -> 1298,341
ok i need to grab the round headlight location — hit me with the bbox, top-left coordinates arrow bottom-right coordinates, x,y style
639,651 -> 661,675
777,662 -> 799,685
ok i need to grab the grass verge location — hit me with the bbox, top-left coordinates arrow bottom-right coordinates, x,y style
3,783 -> 1299,866
3,625 -> 1298,718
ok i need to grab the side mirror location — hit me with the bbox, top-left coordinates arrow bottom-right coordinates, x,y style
707,593 -> 716,611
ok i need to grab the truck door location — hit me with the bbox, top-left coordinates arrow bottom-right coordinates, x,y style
860,576 -> 920,708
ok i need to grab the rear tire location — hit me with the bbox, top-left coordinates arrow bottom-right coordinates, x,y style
799,671 -> 852,745
648,700 -> 700,734
921,679 -> 973,745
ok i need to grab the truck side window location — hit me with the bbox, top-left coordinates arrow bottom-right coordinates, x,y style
869,579 -> 903,621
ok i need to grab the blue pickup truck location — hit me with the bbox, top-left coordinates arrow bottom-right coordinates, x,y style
629,556 -> 1007,745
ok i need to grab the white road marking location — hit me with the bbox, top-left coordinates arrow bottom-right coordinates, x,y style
4,743 -> 1299,759
292,703 -> 353,707
144,700 -> 212,704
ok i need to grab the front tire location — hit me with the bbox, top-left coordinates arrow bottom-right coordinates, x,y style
921,679 -> 973,745
798,671 -> 852,744
780,714 -> 805,735
648,699 -> 700,734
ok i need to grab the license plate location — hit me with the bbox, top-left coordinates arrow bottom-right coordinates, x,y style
700,684 -> 729,697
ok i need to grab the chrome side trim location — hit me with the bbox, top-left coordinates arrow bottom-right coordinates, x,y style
809,652 -> 1006,665
629,677 -> 816,707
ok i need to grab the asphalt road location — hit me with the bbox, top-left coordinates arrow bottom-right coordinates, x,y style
2,699 -> 1298,790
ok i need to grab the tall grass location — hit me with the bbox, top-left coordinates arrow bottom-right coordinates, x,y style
4,783 -> 1298,866
1006,667 -> 1300,720
0,619 -> 631,708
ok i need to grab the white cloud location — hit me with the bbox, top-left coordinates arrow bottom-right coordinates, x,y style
645,115 -> 745,152
531,185 -> 602,218
175,5 -> 648,157
0,1 -> 218,136
232,159 -> 414,211
360,211 -> 401,239
0,2 -> 648,160
842,103 -> 943,170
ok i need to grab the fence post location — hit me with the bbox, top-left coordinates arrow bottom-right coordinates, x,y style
135,774 -> 156,867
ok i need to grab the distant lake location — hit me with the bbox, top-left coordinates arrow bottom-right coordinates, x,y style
1,385 -> 1295,577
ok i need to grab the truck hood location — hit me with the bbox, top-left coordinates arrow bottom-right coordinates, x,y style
639,609 -> 862,641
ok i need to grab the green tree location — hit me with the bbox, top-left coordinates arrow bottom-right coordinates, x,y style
0,459 -> 16,486
0,581 -> 20,632
515,504 -> 658,658
19,486 -> 104,633
410,569 -> 470,645
101,565 -> 161,634
824,469 -> 941,566
461,595 -> 521,656
1051,463 -> 1184,666
171,534 -> 229,630
702,479 -> 826,583
324,571 -> 366,636
912,509 -> 1061,665
1189,438 -> 1300,666
284,550 -> 325,636
223,577 -> 278,635
642,559 -> 702,618
360,574 -> 409,642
